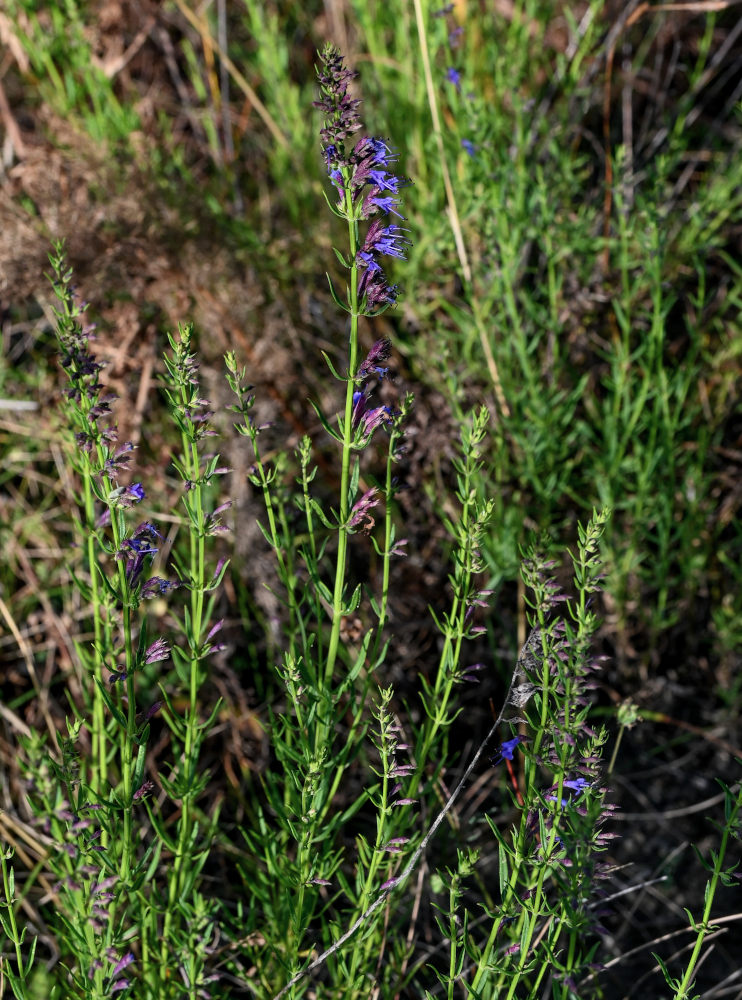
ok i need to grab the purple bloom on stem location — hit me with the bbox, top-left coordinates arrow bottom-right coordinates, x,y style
493,735 -> 523,765
361,405 -> 393,437
389,537 -> 408,557
116,522 -> 161,587
461,662 -> 485,683
141,576 -> 180,599
204,501 -> 232,535
111,952 -> 135,978
348,487 -> 381,533
461,138 -> 476,157
352,390 -> 367,428
358,267 -> 399,311
133,780 -> 155,801
145,638 -> 170,664
357,338 -> 392,381
357,251 -> 383,274
361,219 -> 411,261
108,481 -> 145,508
446,67 -> 462,89
358,136 -> 398,167
367,169 -> 403,192
563,777 -> 591,795
363,189 -> 405,219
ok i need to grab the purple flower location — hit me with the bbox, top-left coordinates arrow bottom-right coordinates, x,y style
461,662 -> 486,683
461,138 -> 476,157
358,267 -> 399,311
108,481 -> 145,508
115,522 -> 161,587
362,188 -> 405,219
493,736 -> 523,765
133,780 -> 155,801
348,487 -> 381,533
361,219 -> 411,261
446,67 -> 462,89
204,501 -> 232,535
99,442 -> 135,482
141,576 -> 180,599
363,405 -> 393,437
357,338 -> 392,381
111,952 -> 135,978
563,777 -> 591,796
145,638 -> 170,664
382,837 -> 410,854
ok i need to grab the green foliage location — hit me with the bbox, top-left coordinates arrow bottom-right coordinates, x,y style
2,3 -> 740,999
7,0 -> 139,144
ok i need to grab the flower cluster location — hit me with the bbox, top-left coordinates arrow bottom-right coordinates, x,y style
516,541 -> 617,938
33,787 -> 137,993
114,521 -> 180,599
314,44 -> 411,312
349,337 -> 395,442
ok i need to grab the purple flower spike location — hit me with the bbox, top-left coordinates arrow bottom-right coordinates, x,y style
314,44 -> 362,161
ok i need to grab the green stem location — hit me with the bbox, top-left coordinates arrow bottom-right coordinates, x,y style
322,209 -> 360,697
673,782 -> 742,999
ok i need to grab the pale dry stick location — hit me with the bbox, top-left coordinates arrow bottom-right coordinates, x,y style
269,661 -> 528,1000
411,0 -> 510,418
93,16 -> 155,79
0,76 -> 27,158
579,913 -> 741,993
172,0 -> 290,152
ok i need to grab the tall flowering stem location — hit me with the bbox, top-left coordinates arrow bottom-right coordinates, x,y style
471,509 -> 614,999
48,245 -> 152,883
158,324 -> 229,954
48,245 -> 117,798
314,44 -> 410,700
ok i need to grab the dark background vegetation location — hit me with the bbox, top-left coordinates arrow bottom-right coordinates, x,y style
1,1 -> 741,996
